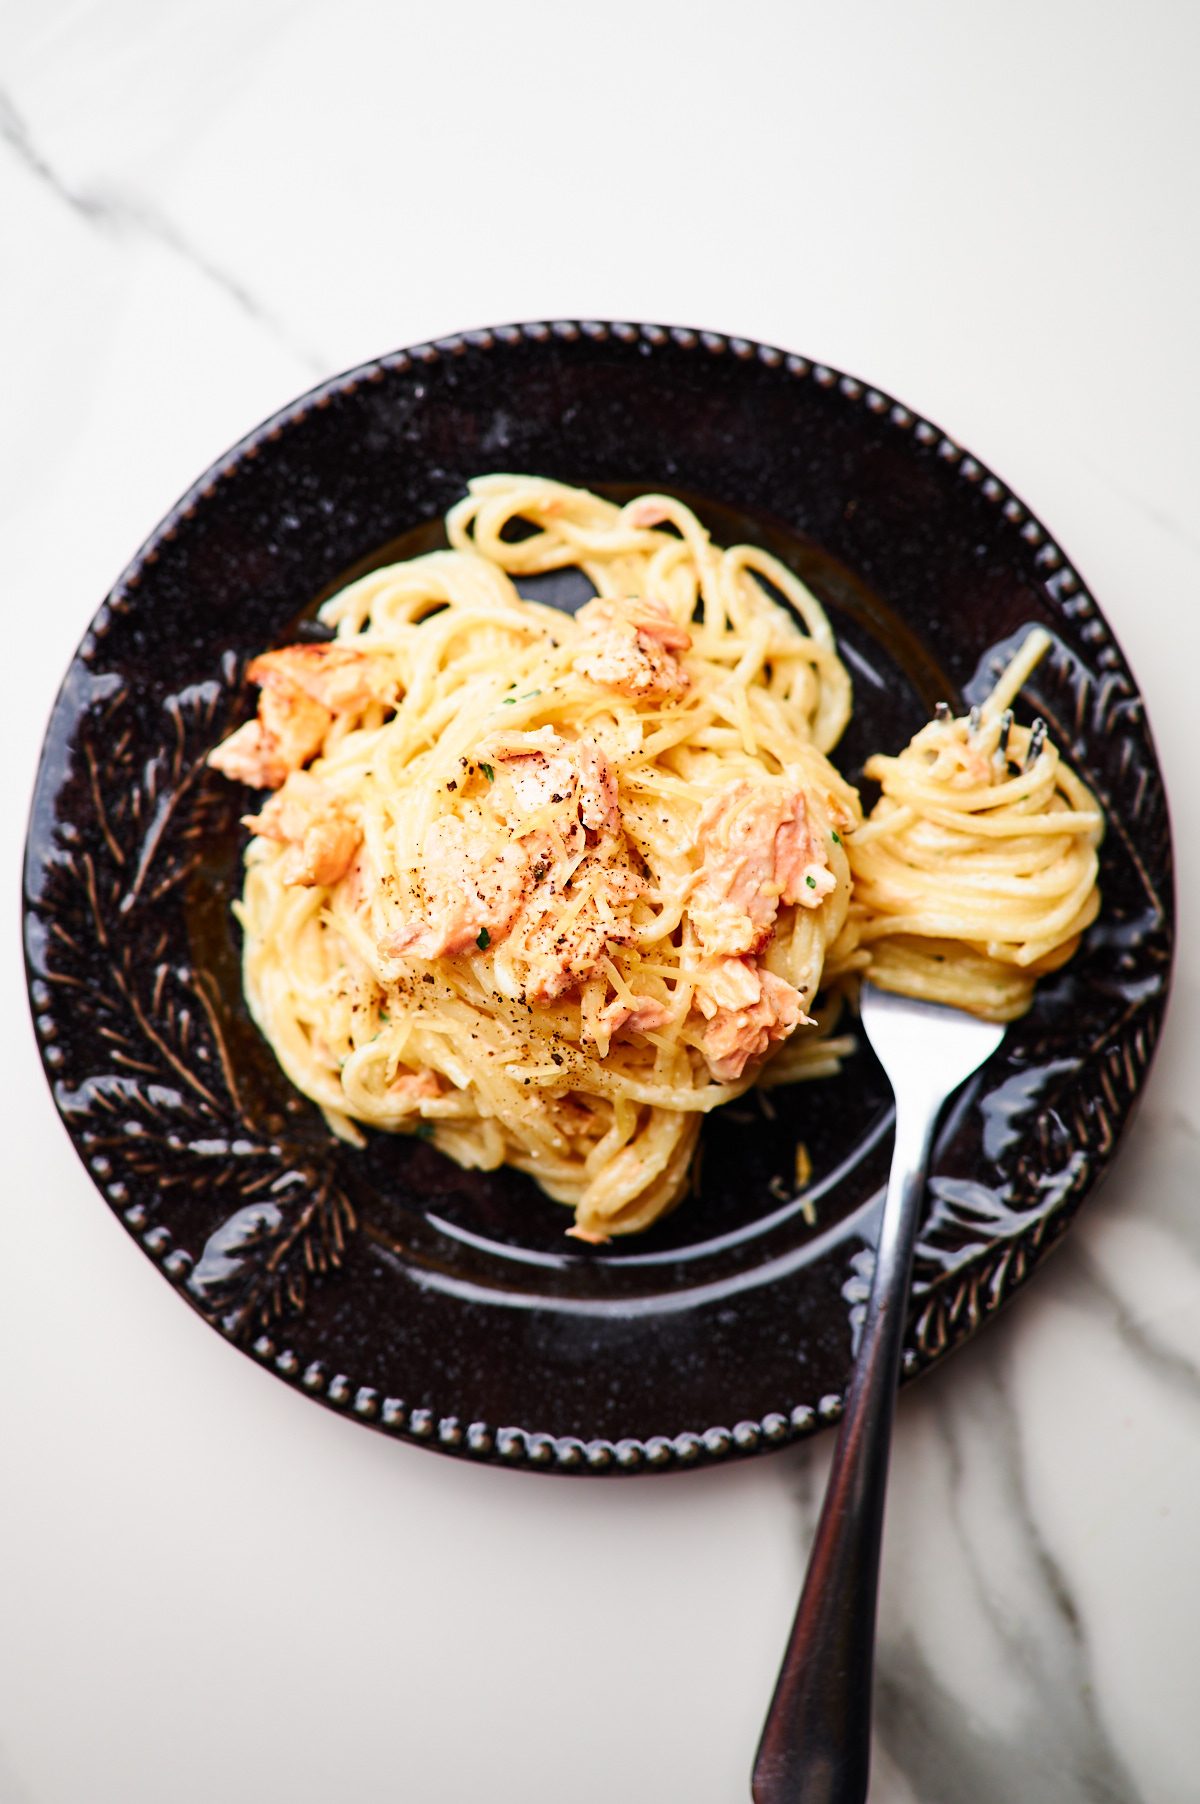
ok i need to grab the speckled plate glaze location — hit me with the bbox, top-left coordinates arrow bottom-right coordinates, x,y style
23,322 -> 1173,1475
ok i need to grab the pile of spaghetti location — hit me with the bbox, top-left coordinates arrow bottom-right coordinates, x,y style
209,475 -> 1103,1239
848,627 -> 1103,1021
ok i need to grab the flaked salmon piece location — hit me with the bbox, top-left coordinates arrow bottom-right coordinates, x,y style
387,1070 -> 441,1102
594,993 -> 673,1039
694,953 -> 764,1015
689,781 -> 835,958
243,771 -> 333,841
247,644 -> 391,714
279,816 -> 361,887
620,595 -> 693,655
477,727 -> 581,823
476,728 -> 621,841
208,695 -> 328,789
695,957 -> 808,1082
207,720 -> 272,787
573,595 -> 691,700
772,796 -> 836,905
574,736 -> 621,835
209,644 -> 391,789
380,734 -> 631,977
243,772 -> 363,888
509,860 -> 644,1004
383,815 -> 529,960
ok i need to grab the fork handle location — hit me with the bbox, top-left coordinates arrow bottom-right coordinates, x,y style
751,1107 -> 935,1804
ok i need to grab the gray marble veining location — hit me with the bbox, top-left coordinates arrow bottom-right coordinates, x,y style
2,4 -> 1199,1800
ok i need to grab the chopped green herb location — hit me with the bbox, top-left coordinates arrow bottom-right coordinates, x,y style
502,697 -> 516,705
480,763 -> 494,783
805,874 -> 817,889
831,830 -> 841,845
414,1122 -> 435,1141
476,928 -> 491,949
521,689 -> 542,700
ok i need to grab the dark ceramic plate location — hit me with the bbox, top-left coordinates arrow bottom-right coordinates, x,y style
24,322 -> 1173,1475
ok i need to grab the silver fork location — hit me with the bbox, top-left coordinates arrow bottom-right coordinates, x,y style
752,981 -> 1006,1804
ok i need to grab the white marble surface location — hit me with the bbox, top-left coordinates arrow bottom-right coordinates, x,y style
2,4 -> 1199,1800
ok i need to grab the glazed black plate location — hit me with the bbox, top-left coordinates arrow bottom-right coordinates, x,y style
23,322 -> 1173,1475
